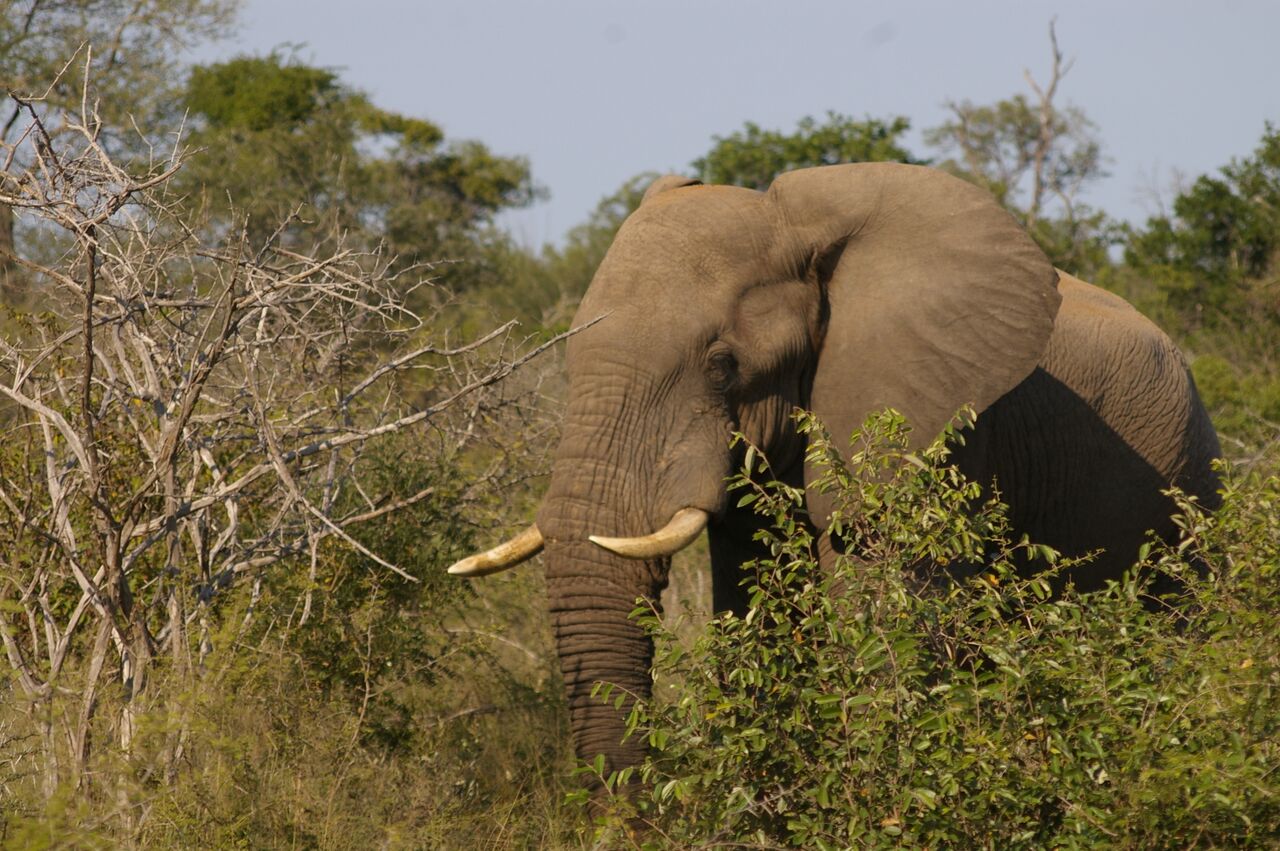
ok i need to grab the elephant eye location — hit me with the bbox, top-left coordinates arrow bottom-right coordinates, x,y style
706,346 -> 738,391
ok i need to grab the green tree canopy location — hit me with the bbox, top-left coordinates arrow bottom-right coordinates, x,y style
692,112 -> 918,190
178,54 -> 542,285
1125,123 -> 1280,327
923,95 -> 1102,216
186,57 -> 358,133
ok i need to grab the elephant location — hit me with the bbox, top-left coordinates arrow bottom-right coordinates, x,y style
447,163 -> 1222,783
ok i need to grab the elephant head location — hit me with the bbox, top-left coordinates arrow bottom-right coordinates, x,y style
450,163 -> 1061,778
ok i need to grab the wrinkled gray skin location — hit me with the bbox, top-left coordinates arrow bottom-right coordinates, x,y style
522,164 -> 1220,780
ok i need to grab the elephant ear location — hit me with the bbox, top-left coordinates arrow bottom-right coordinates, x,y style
768,163 -> 1060,521
641,174 -> 702,204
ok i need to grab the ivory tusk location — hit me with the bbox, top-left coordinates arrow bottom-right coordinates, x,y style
447,524 -> 545,577
589,507 -> 709,559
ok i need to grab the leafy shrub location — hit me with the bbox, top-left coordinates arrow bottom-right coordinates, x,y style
592,411 -> 1280,849
1191,352 -> 1280,455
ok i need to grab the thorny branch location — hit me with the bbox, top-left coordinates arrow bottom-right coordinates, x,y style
0,75 -> 568,791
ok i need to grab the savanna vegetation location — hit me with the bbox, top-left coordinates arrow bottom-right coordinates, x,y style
0,6 -> 1276,848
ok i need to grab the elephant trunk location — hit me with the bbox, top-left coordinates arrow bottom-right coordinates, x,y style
543,536 -> 667,780
534,391 -> 680,782
531,343 -> 727,782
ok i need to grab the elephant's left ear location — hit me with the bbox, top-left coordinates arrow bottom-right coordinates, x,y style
641,174 -> 702,204
768,163 -> 1061,488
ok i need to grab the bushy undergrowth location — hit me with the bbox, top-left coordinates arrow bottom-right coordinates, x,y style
0,436 -> 581,850
595,412 -> 1280,849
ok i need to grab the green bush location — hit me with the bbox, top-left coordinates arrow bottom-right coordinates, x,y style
1191,351 -> 1280,455
592,411 -> 1280,849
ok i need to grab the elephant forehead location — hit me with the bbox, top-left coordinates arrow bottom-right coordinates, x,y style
568,290 -> 722,366
613,187 -> 777,274
565,188 -> 789,365
583,247 -> 745,308
573,247 -> 762,351
583,225 -> 781,314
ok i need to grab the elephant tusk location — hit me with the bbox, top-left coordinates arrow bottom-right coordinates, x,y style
589,508 -> 709,559
447,524 -> 545,577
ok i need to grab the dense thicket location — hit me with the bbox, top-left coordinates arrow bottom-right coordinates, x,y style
600,414 -> 1280,848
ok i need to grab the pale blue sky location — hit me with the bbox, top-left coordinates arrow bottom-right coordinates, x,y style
198,1 -> 1280,247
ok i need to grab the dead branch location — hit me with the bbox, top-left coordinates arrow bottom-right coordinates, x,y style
1022,18 -> 1073,228
0,76 -> 565,799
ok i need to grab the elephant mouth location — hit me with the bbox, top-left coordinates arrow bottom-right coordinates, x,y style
447,506 -> 710,576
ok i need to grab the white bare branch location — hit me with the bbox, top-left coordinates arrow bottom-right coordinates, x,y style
0,77 -> 561,796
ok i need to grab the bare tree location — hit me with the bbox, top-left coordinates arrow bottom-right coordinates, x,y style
2,0 -> 238,298
923,20 -> 1111,274
925,19 -> 1104,229
0,62 -> 563,810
